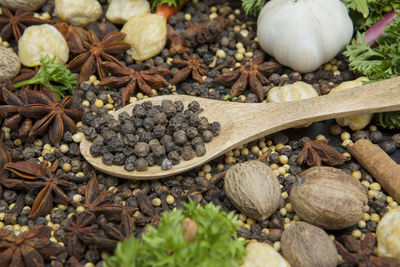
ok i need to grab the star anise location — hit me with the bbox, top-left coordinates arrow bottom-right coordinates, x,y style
297,139 -> 347,167
0,225 -> 64,267
20,87 -> 82,147
0,8 -> 48,41
100,61 -> 170,106
214,52 -> 281,100
170,54 -> 207,85
64,212 -> 100,260
80,174 -> 123,219
167,25 -> 190,56
4,160 -> 75,218
54,22 -> 88,55
336,233 -> 398,267
68,30 -> 130,83
0,86 -> 32,137
183,17 -> 230,48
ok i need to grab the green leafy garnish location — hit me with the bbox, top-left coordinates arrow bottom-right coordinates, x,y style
344,12 -> 400,129
105,200 -> 246,267
342,0 -> 400,31
13,55 -> 77,101
150,0 -> 186,9
242,0 -> 266,17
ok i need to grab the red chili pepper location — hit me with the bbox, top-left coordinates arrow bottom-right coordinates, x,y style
155,0 -> 190,20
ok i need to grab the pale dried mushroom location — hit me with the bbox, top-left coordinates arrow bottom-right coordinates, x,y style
241,242 -> 291,267
0,46 -> 21,82
281,222 -> 338,267
329,77 -> 373,130
18,24 -> 69,67
122,14 -> 167,61
224,160 -> 280,221
376,207 -> 400,264
0,0 -> 47,12
55,0 -> 103,26
290,166 -> 368,230
106,0 -> 150,25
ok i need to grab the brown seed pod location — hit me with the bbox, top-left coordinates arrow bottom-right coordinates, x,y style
290,166 -> 368,230
281,222 -> 338,267
224,160 -> 280,221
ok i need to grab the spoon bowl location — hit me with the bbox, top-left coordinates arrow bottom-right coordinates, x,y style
80,77 -> 400,179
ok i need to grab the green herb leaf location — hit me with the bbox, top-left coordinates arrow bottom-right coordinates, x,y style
342,0 -> 369,18
149,0 -> 186,9
242,0 -> 266,16
13,55 -> 77,101
344,11 -> 400,129
105,200 -> 246,267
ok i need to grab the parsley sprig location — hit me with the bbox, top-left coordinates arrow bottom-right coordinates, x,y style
344,12 -> 400,129
105,200 -> 246,267
13,55 -> 77,101
149,0 -> 186,9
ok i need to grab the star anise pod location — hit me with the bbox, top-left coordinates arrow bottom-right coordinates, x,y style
214,52 -> 281,100
95,208 -> 134,249
80,174 -> 123,219
336,233 -> 398,267
297,139 -> 347,167
0,86 -> 32,137
64,212 -> 100,260
68,30 -> 130,83
170,54 -> 207,85
0,8 -> 48,41
100,61 -> 170,106
0,225 -> 65,267
54,22 -> 88,55
183,17 -> 230,48
20,87 -> 82,147
4,160 -> 75,218
167,25 -> 190,56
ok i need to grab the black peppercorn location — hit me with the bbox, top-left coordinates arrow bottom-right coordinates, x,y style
135,158 -> 148,171
143,117 -> 154,131
153,112 -> 167,125
187,127 -> 198,139
181,146 -> 195,160
168,151 -> 180,165
102,152 -> 114,165
90,144 -> 103,157
195,144 -> 206,157
381,141 -> 396,154
329,124 -> 342,136
173,130 -> 187,145
113,153 -> 126,165
198,117 -> 209,131
202,130 -> 213,142
188,100 -> 201,113
370,131 -> 383,144
134,142 -> 150,157
392,133 -> 400,148
352,130 -> 369,142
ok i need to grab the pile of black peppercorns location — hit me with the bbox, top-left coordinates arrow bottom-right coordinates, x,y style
81,100 -> 221,171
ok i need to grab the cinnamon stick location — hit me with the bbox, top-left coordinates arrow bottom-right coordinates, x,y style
346,139 -> 400,203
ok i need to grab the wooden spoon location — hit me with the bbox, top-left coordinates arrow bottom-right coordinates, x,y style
80,77 -> 400,180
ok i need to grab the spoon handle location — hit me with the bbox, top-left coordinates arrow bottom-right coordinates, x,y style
233,76 -> 400,142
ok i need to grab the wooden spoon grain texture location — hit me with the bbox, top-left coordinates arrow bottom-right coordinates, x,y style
80,76 -> 400,180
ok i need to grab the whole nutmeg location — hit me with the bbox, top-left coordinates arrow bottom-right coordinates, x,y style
224,160 -> 280,221
281,222 -> 338,267
290,166 -> 368,230
0,46 -> 21,82
0,0 -> 47,12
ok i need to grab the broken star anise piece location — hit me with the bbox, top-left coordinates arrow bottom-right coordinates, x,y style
0,225 -> 64,267
183,17 -> 230,48
0,8 -> 48,41
0,86 -> 32,137
68,30 -> 130,83
81,174 -> 123,219
171,54 -> 207,85
167,25 -> 190,56
336,233 -> 398,267
297,139 -> 347,167
4,160 -> 75,218
20,87 -> 82,147
214,52 -> 281,101
100,61 -> 170,106
64,211 -> 99,260
55,22 -> 88,55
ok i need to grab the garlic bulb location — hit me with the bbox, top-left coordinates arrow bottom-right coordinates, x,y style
330,77 -> 373,130
257,0 -> 353,73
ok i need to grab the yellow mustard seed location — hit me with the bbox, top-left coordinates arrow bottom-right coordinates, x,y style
370,213 -> 380,222
238,213 -> 247,222
152,198 -> 162,207
76,206 -> 85,213
262,228 -> 270,235
370,182 -> 381,191
166,195 -> 175,205
273,241 -> 281,251
389,201 -> 399,208
279,155 -> 288,165
281,191 -> 288,199
358,220 -> 366,228
352,171 -> 362,180
351,229 -> 362,238
341,132 -> 351,141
